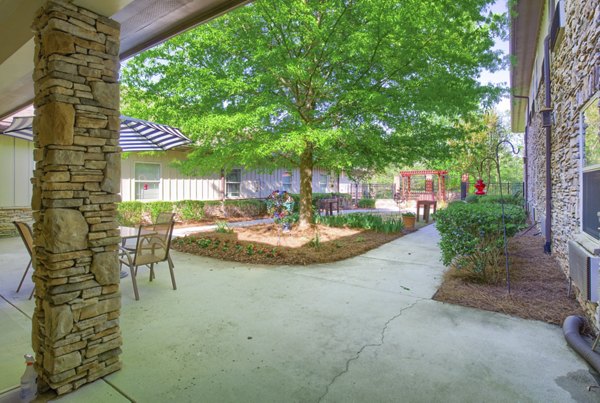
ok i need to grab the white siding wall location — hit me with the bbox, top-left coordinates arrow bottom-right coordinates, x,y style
0,136 -> 34,208
120,151 -> 343,201
121,152 -> 222,202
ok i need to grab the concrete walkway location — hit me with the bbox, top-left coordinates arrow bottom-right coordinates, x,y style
1,225 -> 598,402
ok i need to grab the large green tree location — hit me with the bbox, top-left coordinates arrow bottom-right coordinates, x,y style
121,0 -> 504,226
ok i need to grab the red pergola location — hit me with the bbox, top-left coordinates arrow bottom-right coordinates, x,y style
399,170 -> 448,201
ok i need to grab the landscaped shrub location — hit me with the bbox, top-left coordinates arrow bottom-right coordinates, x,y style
465,194 -> 524,206
357,198 -> 376,208
145,201 -> 174,222
116,201 -> 145,226
175,200 -> 205,222
464,194 -> 481,204
203,200 -> 223,217
316,213 -> 403,234
478,194 -> 525,207
435,202 -> 526,283
223,199 -> 267,217
117,199 -> 268,225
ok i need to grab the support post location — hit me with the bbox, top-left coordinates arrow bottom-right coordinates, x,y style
31,1 -> 122,395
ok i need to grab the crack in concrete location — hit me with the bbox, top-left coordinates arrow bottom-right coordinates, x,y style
317,300 -> 420,403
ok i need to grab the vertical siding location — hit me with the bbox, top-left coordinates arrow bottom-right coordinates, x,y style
0,136 -> 34,207
119,152 -> 347,202
121,151 -> 222,202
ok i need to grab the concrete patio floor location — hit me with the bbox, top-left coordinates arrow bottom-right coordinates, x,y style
1,225 -> 599,402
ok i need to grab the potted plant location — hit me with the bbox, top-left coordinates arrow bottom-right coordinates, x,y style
401,212 -> 416,229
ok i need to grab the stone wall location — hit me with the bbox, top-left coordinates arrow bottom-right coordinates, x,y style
524,0 -> 599,325
0,208 -> 34,238
31,1 -> 122,395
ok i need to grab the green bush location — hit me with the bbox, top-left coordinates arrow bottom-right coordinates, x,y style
203,200 -> 223,217
464,194 -> 481,204
223,199 -> 267,217
116,201 -> 145,226
145,201 -> 174,222
435,202 -> 526,283
175,200 -> 205,221
465,194 -> 524,206
357,198 -> 376,208
117,198 -> 267,225
316,213 -> 403,234
478,194 -> 525,207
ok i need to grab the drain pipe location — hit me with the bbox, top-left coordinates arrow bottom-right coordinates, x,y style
563,316 -> 600,373
543,37 -> 553,254
513,95 -> 530,211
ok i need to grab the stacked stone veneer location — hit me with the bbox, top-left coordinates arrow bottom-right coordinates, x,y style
0,208 -> 33,237
31,1 -> 122,395
525,0 -> 599,324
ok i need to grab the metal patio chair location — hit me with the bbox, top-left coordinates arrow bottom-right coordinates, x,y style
119,221 -> 177,300
13,221 -> 35,299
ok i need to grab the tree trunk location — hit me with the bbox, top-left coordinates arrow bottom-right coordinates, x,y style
299,146 -> 314,228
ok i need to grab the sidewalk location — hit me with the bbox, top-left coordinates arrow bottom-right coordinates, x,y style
0,225 -> 598,402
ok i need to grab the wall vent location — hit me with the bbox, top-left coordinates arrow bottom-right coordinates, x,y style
568,240 -> 600,301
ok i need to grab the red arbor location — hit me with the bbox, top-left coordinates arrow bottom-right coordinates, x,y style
398,170 -> 448,201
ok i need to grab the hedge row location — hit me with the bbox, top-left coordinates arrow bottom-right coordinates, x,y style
464,194 -> 525,206
116,199 -> 268,226
435,201 -> 527,283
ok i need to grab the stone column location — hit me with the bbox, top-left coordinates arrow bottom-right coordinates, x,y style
31,0 -> 122,395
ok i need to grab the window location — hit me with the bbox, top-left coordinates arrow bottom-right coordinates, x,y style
282,171 -> 292,192
135,163 -> 161,200
319,174 -> 328,193
581,96 -> 600,240
550,0 -> 565,50
226,169 -> 241,198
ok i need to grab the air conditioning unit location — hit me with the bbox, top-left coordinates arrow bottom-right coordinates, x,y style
568,240 -> 600,301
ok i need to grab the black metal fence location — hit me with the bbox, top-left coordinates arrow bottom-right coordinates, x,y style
447,182 -> 524,201
347,183 -> 396,200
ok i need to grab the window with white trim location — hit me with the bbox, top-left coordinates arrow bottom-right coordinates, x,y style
282,171 -> 292,192
318,174 -> 328,193
135,163 -> 161,200
581,95 -> 600,240
226,169 -> 242,198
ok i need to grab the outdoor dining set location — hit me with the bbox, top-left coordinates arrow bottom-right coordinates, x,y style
12,213 -> 178,302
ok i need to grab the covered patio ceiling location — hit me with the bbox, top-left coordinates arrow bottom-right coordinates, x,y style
0,0 -> 251,120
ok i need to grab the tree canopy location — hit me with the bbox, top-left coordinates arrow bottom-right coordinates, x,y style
121,0 -> 505,225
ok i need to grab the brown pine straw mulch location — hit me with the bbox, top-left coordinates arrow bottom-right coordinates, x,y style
171,223 -> 409,266
433,230 -> 586,326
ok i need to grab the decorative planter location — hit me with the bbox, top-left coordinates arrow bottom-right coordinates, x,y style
402,214 -> 416,229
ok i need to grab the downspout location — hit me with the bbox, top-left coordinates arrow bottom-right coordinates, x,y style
543,37 -> 552,254
513,95 -> 530,212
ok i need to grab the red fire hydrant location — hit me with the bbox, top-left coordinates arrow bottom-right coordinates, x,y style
474,179 -> 486,195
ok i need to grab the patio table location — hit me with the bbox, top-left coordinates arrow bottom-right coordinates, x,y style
319,198 -> 340,216
119,226 -> 141,278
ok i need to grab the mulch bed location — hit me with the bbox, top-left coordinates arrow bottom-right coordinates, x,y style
433,231 -> 586,325
171,223 -> 406,265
